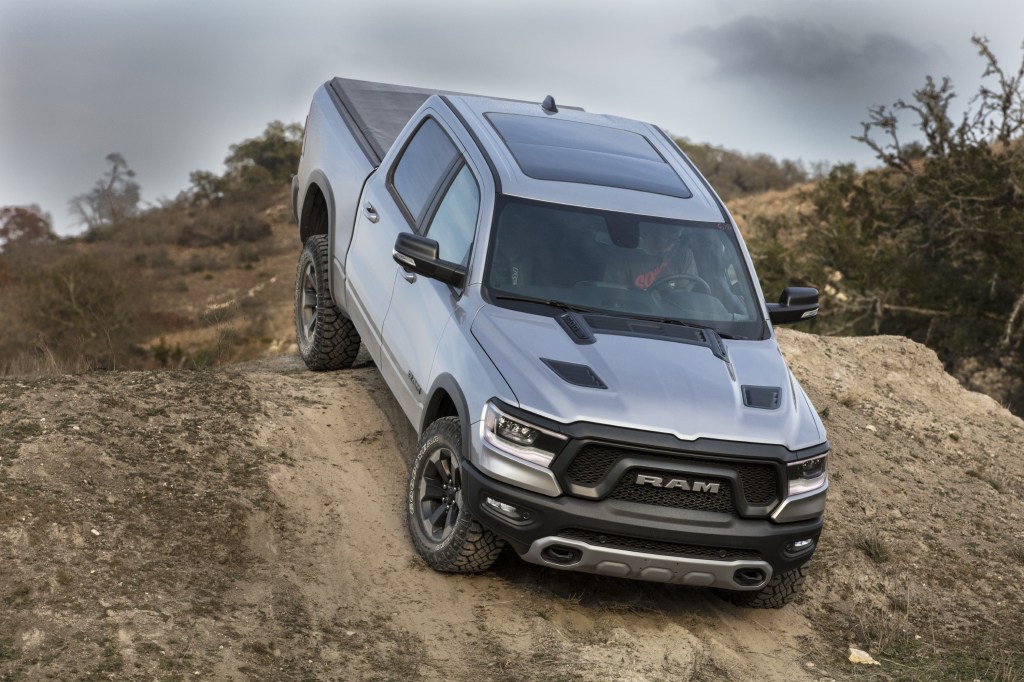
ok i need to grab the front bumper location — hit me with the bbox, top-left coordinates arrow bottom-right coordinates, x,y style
462,460 -> 823,590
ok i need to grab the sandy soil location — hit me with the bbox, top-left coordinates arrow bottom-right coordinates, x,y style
2,330 -> 1023,680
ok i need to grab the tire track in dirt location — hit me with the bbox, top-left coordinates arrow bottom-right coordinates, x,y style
243,356 -> 824,681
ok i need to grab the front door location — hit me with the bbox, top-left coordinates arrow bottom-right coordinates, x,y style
382,162 -> 481,423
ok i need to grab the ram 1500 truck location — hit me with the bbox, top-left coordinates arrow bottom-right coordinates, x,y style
291,78 -> 828,608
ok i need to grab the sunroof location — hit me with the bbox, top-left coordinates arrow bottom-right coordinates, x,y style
486,113 -> 691,199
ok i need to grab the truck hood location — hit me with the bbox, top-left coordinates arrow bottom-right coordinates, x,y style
471,305 -> 823,450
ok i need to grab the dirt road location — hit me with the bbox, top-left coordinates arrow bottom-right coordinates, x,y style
241,355 -> 823,681
4,331 -> 1023,680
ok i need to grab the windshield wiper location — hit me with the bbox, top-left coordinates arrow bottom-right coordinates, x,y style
493,294 -> 600,315
611,311 -> 738,340
609,312 -> 737,364
492,294 -> 602,343
492,295 -> 738,362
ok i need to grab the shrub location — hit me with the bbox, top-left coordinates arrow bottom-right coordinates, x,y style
746,36 -> 1024,414
4,252 -> 153,371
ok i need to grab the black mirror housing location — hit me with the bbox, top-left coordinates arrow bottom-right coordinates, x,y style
393,232 -> 466,288
767,287 -> 819,325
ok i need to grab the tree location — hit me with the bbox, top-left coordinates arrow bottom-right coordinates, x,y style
187,169 -> 228,206
0,204 -> 56,250
673,138 -> 810,199
813,36 -> 1024,345
185,120 -> 303,206
69,153 -> 142,230
225,121 -> 303,185
750,36 -> 1024,413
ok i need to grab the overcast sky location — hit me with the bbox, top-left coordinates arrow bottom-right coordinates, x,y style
1,0 -> 1021,234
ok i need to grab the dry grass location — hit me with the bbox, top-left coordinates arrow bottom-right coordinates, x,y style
854,535 -> 891,564
0,188 -> 297,379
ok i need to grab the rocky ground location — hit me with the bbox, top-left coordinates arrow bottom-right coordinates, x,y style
2,330 -> 1023,681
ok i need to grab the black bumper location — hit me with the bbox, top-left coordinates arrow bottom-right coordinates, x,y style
462,459 -> 822,576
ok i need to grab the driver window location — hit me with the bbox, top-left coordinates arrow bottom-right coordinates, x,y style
425,165 -> 479,265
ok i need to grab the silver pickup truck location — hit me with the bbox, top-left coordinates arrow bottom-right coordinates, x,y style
291,78 -> 828,607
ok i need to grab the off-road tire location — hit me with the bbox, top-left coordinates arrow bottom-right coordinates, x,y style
295,234 -> 360,371
717,564 -> 808,609
406,417 -> 505,573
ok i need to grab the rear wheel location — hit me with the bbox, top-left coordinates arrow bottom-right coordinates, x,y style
294,234 -> 360,370
717,564 -> 808,609
406,417 -> 505,572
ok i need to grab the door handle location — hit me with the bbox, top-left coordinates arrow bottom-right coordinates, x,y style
401,270 -> 416,283
364,202 -> 379,223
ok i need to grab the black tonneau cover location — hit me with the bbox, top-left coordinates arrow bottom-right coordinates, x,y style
326,78 -> 583,167
327,78 -> 468,166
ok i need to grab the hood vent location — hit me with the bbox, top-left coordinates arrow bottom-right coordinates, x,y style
742,385 -> 781,410
542,358 -> 608,389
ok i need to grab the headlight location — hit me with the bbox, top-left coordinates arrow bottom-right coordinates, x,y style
787,453 -> 828,495
483,402 -> 567,467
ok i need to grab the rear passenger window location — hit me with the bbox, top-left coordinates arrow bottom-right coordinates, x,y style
390,118 -> 459,225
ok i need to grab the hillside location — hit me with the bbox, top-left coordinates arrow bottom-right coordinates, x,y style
3,324 -> 1023,680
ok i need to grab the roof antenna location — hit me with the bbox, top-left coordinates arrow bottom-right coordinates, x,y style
541,95 -> 558,114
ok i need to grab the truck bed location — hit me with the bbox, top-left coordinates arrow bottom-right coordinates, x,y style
326,78 -> 469,166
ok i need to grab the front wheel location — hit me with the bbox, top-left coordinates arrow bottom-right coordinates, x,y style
294,234 -> 360,370
406,417 -> 505,573
716,563 -> 808,609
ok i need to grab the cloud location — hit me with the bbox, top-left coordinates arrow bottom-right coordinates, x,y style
677,16 -> 933,82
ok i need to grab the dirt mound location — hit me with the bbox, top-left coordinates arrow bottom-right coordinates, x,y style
2,331 -> 1022,680
778,329 -> 1024,676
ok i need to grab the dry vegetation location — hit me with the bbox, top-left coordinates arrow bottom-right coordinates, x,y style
0,121 -> 303,378
0,192 -> 298,376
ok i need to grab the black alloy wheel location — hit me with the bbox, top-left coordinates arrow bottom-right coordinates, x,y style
416,444 -> 463,543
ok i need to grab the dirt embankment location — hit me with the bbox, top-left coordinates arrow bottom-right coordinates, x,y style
2,332 -> 1023,681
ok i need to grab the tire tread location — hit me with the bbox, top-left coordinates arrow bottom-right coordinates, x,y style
407,417 -> 505,573
295,235 -> 360,371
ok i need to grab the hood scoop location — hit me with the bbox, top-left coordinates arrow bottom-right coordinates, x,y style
541,358 -> 608,389
556,311 -> 595,344
742,385 -> 781,410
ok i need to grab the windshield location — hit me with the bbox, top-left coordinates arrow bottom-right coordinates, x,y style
484,196 -> 766,339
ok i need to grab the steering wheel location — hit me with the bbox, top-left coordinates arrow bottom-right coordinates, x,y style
649,274 -> 712,295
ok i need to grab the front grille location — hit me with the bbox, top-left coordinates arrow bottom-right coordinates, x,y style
565,446 -> 619,486
559,528 -> 759,560
732,462 -> 777,505
609,471 -> 736,513
564,444 -> 780,510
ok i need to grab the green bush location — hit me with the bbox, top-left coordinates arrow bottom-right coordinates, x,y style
747,36 -> 1024,413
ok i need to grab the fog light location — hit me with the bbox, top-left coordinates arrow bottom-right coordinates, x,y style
786,538 -> 814,553
484,496 -> 531,521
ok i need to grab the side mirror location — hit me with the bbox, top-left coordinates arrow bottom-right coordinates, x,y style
766,287 -> 819,324
393,232 -> 466,288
